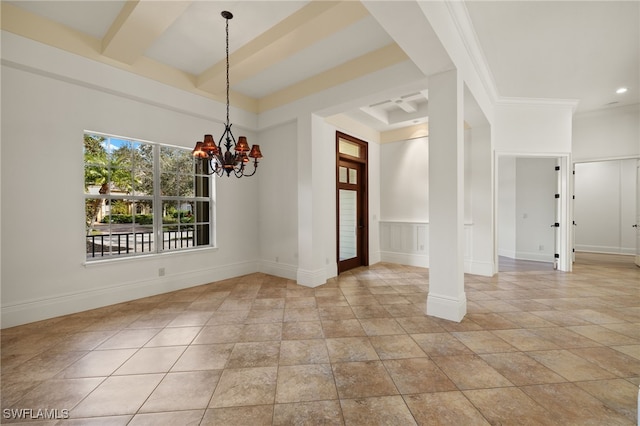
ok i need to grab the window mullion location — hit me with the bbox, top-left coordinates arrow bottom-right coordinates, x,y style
153,144 -> 162,253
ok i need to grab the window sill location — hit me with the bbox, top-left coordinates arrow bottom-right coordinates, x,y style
83,246 -> 219,267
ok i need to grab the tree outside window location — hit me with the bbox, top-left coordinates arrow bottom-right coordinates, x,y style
84,132 -> 213,260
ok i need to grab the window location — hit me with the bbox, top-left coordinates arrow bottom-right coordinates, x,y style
338,138 -> 361,158
84,132 -> 213,261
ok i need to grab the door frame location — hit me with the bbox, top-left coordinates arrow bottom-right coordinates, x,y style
572,155 -> 640,266
336,132 -> 368,273
495,152 -> 572,272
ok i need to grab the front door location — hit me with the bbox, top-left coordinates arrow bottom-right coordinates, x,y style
336,133 -> 368,273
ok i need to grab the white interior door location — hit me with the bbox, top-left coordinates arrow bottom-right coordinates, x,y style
571,163 -> 576,263
553,160 -> 561,269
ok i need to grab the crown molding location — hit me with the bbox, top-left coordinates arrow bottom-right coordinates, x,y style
496,97 -> 580,111
444,1 -> 499,105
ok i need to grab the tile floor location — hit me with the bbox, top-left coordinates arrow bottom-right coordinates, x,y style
1,254 -> 638,425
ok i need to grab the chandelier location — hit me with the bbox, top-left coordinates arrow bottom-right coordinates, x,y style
192,11 -> 262,177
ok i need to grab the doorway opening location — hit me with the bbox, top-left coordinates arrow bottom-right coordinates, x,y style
336,132 -> 368,274
496,154 -> 571,272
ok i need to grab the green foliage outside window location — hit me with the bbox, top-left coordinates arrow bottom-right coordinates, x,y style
84,132 -> 212,260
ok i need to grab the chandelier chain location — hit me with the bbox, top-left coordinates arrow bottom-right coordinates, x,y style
225,16 -> 230,127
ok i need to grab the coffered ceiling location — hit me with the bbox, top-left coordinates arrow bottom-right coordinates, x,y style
2,1 -> 638,134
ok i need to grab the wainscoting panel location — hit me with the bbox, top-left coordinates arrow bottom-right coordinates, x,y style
379,221 -> 473,269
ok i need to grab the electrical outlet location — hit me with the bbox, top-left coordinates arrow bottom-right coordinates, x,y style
158,267 -> 165,276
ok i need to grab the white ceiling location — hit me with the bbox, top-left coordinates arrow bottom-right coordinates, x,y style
4,1 -> 639,132
466,1 -> 640,113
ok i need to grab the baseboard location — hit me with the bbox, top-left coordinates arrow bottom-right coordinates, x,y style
426,292 -> 467,322
575,245 -> 636,255
1,261 -> 257,329
296,267 -> 327,288
515,251 -> 554,263
325,262 -> 338,281
380,251 -> 429,268
498,248 -> 516,258
380,251 -> 494,276
258,260 -> 297,281
258,260 -> 340,284
369,251 -> 382,265
466,260 -> 496,277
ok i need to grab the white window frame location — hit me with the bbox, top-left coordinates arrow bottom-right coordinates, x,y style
84,131 -> 215,262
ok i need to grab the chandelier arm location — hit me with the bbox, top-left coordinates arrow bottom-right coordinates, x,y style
204,158 -> 217,176
204,161 -> 215,176
239,162 -> 258,177
213,155 -> 223,173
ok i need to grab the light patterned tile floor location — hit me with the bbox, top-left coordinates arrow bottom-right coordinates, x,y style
1,253 -> 639,425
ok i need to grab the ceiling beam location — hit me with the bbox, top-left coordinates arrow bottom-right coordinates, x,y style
102,0 -> 191,65
196,0 -> 369,95
360,106 -> 389,125
392,97 -> 418,113
259,43 -> 409,112
380,123 -> 429,144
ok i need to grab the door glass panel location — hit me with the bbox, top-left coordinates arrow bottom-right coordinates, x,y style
339,166 -> 348,183
349,168 -> 357,184
339,189 -> 357,261
339,139 -> 360,158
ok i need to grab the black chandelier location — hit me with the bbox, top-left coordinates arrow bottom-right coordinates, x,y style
192,11 -> 262,177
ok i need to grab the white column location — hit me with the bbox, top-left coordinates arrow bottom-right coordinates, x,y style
296,114 -> 328,287
426,69 -> 467,322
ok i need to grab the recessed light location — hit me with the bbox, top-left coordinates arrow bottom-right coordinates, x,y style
616,87 -> 628,94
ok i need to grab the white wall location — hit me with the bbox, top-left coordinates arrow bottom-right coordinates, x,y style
468,124 -> 494,275
378,129 -> 495,275
380,138 -> 429,221
368,133 -> 382,266
257,121 -> 299,279
572,104 -> 640,161
515,158 -> 557,262
574,159 -> 637,254
379,136 -> 476,223
1,39 -> 260,327
498,157 -> 517,257
494,102 -> 574,154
